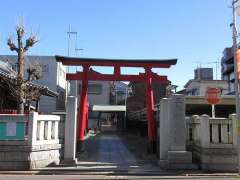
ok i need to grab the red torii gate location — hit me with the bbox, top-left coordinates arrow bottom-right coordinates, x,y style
55,55 -> 177,152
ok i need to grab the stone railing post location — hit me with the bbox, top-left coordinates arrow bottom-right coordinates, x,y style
191,115 -> 200,143
199,114 -> 210,148
185,116 -> 191,142
53,121 -> 59,140
63,96 -> 78,164
230,114 -> 237,148
28,112 -> 38,146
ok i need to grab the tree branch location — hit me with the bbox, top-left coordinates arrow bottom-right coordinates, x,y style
7,38 -> 18,52
24,36 -> 38,52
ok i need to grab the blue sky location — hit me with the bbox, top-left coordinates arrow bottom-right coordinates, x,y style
0,0 -> 237,89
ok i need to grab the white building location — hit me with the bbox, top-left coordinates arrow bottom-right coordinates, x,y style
69,80 -> 111,105
182,68 -> 228,96
0,55 -> 67,113
184,79 -> 229,96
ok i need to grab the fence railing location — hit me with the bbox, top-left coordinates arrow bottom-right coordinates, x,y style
127,105 -> 160,122
188,114 -> 237,149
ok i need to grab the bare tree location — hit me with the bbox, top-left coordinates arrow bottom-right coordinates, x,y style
7,25 -> 38,113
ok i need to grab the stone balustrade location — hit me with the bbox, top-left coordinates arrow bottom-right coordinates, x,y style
28,112 -> 60,146
0,112 -> 61,170
189,114 -> 237,148
188,114 -> 238,172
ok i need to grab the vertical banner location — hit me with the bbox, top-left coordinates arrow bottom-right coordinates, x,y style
236,1 -> 240,16
237,49 -> 240,80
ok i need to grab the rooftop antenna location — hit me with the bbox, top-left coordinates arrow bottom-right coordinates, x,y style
67,24 -> 78,57
67,25 -> 78,97
195,61 -> 202,80
67,25 -> 78,73
75,48 -> 84,57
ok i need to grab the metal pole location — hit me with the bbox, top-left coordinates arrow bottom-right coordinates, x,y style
211,104 -> 215,118
124,87 -> 128,130
115,82 -> 117,104
232,0 -> 240,173
67,25 -> 71,57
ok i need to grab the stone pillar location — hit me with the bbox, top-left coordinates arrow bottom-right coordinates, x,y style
28,112 -> 38,146
159,98 -> 171,161
231,114 -> 238,148
63,96 -> 78,164
159,94 -> 194,169
169,95 -> 187,151
199,114 -> 210,148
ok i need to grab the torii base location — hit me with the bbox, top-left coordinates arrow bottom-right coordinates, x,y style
147,140 -> 157,154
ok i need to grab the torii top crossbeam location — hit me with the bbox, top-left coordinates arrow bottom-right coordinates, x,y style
55,55 -> 177,68
55,55 -> 177,82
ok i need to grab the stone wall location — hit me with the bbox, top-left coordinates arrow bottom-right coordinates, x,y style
0,142 -> 60,170
0,113 -> 61,170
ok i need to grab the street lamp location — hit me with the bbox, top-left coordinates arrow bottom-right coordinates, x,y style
232,0 -> 240,174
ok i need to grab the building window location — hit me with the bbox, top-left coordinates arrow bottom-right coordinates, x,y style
190,88 -> 199,96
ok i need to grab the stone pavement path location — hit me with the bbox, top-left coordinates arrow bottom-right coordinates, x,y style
76,125 -> 161,173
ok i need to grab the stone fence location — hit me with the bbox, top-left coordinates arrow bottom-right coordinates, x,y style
186,114 -> 237,172
128,94 -> 239,172
0,112 -> 61,170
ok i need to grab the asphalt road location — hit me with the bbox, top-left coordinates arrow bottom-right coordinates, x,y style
0,174 -> 239,180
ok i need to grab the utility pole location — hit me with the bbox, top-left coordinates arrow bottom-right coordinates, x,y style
232,0 -> 240,174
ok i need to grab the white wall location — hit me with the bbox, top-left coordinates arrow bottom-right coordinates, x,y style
70,80 -> 111,106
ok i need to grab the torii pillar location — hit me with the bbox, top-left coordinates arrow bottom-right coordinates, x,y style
145,67 -> 156,153
77,65 -> 89,152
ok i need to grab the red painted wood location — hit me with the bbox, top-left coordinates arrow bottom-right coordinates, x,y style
145,68 -> 156,142
114,66 -> 121,76
78,65 -> 89,141
67,72 -> 168,82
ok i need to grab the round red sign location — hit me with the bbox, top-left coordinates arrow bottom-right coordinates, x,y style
205,88 -> 221,105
